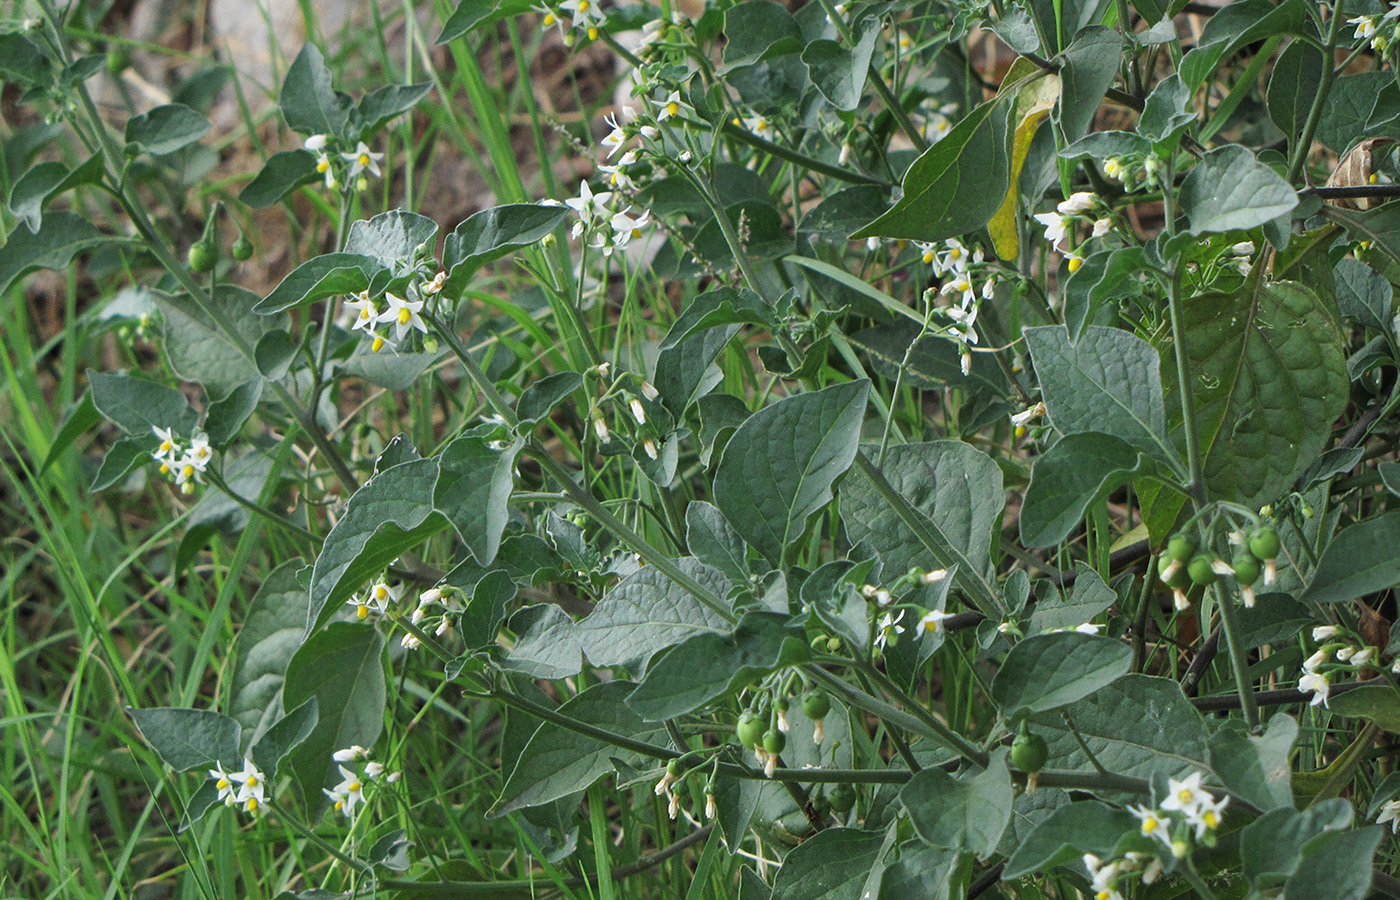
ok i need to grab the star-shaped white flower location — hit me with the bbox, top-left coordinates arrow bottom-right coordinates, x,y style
341,141 -> 384,179
1033,211 -> 1072,248
1378,798 -> 1400,832
375,293 -> 427,342
918,609 -> 953,638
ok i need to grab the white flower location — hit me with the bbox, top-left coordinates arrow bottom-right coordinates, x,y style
1352,647 -> 1377,667
366,580 -> 401,615
942,272 -> 977,308
874,589 -> 892,607
186,434 -> 212,471
229,758 -> 268,814
1313,625 -> 1341,641
1010,401 -> 1046,428
1337,646 -> 1356,662
592,412 -> 611,443
918,609 -> 953,637
642,439 -> 658,460
304,134 -> 329,152
345,291 -> 380,335
932,237 -> 970,276
209,762 -> 238,806
376,293 -> 427,342
1128,804 -> 1173,847
1056,191 -> 1097,215
737,113 -> 774,140
874,610 -> 905,650
332,745 -> 369,762
341,141 -> 384,179
1230,241 -> 1255,256
1378,799 -> 1400,832
1075,622 -> 1104,635
705,792 -> 718,819
655,90 -> 686,121
921,568 -> 948,585
566,181 -> 613,235
1033,211 -> 1072,248
1299,670 -> 1331,707
1160,772 -> 1210,815
364,761 -> 386,779
1304,647 -> 1331,672
152,426 -> 181,466
1351,14 -> 1379,40
600,113 -> 629,158
323,764 -> 365,817
1092,217 -> 1113,238
1183,793 -> 1229,839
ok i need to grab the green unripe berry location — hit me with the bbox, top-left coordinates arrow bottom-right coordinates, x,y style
1166,533 -> 1195,563
802,690 -> 831,719
1167,562 -> 1194,591
736,711 -> 764,748
828,782 -> 856,813
826,636 -> 841,652
773,696 -> 789,713
1187,554 -> 1218,586
1232,552 -> 1261,587
188,242 -> 217,273
106,47 -> 131,74
667,758 -> 683,777
762,730 -> 786,755
1248,527 -> 1281,560
1010,730 -> 1049,774
232,235 -> 253,261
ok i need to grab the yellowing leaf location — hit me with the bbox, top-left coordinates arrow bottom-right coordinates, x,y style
990,67 -> 1060,261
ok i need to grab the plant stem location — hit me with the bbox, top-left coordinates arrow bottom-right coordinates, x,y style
1209,582 -> 1259,729
1287,0 -> 1346,184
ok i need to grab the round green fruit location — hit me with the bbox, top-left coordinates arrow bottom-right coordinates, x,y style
828,782 -> 856,813
1187,554 -> 1218,586
802,690 -> 831,719
762,730 -> 786,755
1248,527 -> 1281,560
1011,730 -> 1049,773
1166,533 -> 1195,563
188,242 -> 217,273
1232,553 -> 1261,587
736,712 -> 764,748
232,236 -> 253,261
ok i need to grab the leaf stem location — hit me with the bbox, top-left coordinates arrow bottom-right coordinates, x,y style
1286,0 -> 1346,184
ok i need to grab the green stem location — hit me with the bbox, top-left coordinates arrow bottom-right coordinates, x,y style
1210,582 -> 1259,729
1286,0 -> 1346,184
204,470 -> 321,547
264,800 -> 370,873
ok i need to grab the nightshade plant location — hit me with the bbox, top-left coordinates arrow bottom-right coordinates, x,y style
12,0 -> 1400,896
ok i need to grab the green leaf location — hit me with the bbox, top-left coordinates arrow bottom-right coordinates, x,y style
433,434 -> 519,565
770,828 -> 885,900
901,752 -> 1013,857
1020,432 -> 1151,548
344,210 -> 439,267
723,0 -> 804,70
204,380 -> 262,447
573,559 -> 732,671
685,501 -> 750,586
124,104 -> 210,155
1208,713 -> 1297,811
1167,280 -> 1347,508
1180,145 -> 1297,234
128,708 -> 241,772
0,211 -> 107,295
625,612 -> 807,720
442,203 -> 566,295
1001,801 -> 1138,878
516,372 -> 583,426
157,285 -> 288,399
9,154 -> 104,231
1137,74 -> 1195,144
283,624 -> 386,803
1177,0 -> 1307,91
492,681 -> 668,815
91,437 -> 152,492
308,458 -> 448,632
1062,246 -> 1151,340
1284,827 -> 1383,900
1061,130 -> 1152,161
847,320 -> 1007,395
1241,799 -> 1353,887
1326,684 -> 1400,731
504,604 -> 586,679
1024,325 -> 1173,464
456,569 -> 517,650
991,65 -> 1060,261
280,44 -> 350,138
0,32 -> 51,85
876,842 -> 966,900
991,633 -> 1132,717
339,345 -> 438,390
852,100 -> 1011,242
40,390 -> 100,476
1267,40 -> 1324,150
841,441 -> 1003,583
1032,674 -> 1211,785
654,305 -> 741,416
1056,27 -> 1122,141
253,253 -> 384,315
240,150 -> 319,208
88,370 -> 199,437
249,698 -> 318,778
352,82 -> 433,135
1316,73 -> 1400,154
1334,257 -> 1393,333
255,330 -> 299,381
437,0 -> 535,43
230,560 -> 310,745
801,20 -> 879,113
714,381 -> 869,567
1027,565 -> 1116,634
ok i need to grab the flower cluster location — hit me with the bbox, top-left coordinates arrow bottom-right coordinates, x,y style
400,584 -> 464,651
151,426 -> 213,494
911,236 -> 997,376
1032,191 -> 1116,272
346,577 -> 402,620
536,0 -> 608,45
343,275 -> 435,355
1298,624 -> 1386,708
1349,5 -> 1400,52
209,758 -> 268,816
563,104 -> 662,259
303,134 -> 386,193
1082,851 -> 1163,900
861,568 -> 950,653
324,744 -> 398,818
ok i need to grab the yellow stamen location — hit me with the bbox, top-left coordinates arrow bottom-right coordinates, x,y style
360,308 -> 371,320
630,228 -> 642,239
358,153 -> 370,166
1204,811 -> 1219,828
578,0 -> 589,9
398,308 -> 411,325
1068,256 -> 1083,273
160,440 -> 173,452
246,798 -> 258,812
335,800 -> 344,811
1178,789 -> 1192,802
543,12 -> 555,25
349,781 -> 362,793
217,778 -> 230,790
587,26 -> 598,39
159,463 -> 170,474
922,252 -> 935,264
357,603 -> 369,619
1142,818 -> 1156,833
666,101 -> 679,117
372,336 -> 385,353
182,465 -> 194,478
316,159 -> 329,173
